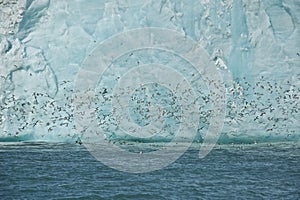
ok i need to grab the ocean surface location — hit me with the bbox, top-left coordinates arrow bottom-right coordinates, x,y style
1,141 -> 299,199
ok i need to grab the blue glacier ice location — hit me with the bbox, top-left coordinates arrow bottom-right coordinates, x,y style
0,0 -> 299,144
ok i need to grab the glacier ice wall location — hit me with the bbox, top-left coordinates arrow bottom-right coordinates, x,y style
0,0 -> 299,143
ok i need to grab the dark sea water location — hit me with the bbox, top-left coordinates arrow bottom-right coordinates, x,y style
1,142 -> 299,199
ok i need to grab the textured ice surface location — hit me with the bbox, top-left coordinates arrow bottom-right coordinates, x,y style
0,0 -> 299,143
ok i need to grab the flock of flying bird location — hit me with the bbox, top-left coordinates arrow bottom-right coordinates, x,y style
0,74 -> 299,144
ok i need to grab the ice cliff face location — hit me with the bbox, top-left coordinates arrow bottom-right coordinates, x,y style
0,0 -> 299,143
